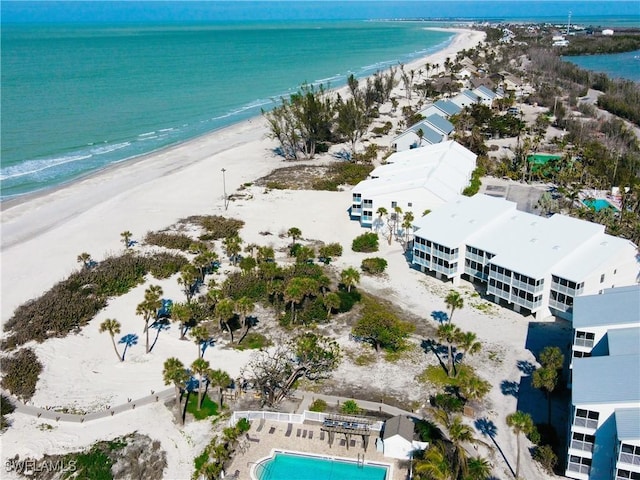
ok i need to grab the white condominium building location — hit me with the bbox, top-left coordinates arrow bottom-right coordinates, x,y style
566,286 -> 640,480
350,141 -> 476,228
411,194 -> 638,319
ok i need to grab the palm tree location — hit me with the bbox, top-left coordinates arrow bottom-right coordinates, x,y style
294,245 -> 315,264
99,318 -> 122,362
466,456 -> 491,480
208,369 -> 232,408
223,234 -> 242,265
445,290 -> 464,323
178,264 -> 199,303
456,331 -> 481,376
539,346 -> 564,371
163,357 -> 188,422
437,323 -> 462,377
194,250 -> 218,282
191,358 -> 210,410
287,227 -> 302,247
169,302 -> 191,340
506,411 -> 534,479
323,292 -> 341,318
402,211 -> 414,248
340,267 -> 360,293
190,325 -> 210,358
235,297 -> 255,343
284,277 -> 306,323
257,245 -> 275,264
135,284 -> 163,354
77,252 -> 93,269
532,366 -> 558,426
414,442 -> 453,480
459,375 -> 491,402
448,415 -> 478,478
215,298 -> 236,343
120,230 -> 133,249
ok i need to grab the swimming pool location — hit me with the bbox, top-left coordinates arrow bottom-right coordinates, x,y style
582,198 -> 619,212
253,450 -> 390,480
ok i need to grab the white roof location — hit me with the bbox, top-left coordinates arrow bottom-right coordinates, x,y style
573,285 -> 640,329
488,214 -> 605,279
413,194 -> 516,247
413,194 -> 639,281
353,142 -> 476,206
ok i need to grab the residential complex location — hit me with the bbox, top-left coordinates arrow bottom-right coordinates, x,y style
411,194 -> 638,319
566,286 -> 640,480
350,141 -> 476,228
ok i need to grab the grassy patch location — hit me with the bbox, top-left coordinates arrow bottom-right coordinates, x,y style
67,447 -> 114,480
309,399 -> 328,412
416,364 -> 475,388
234,332 -> 271,350
383,342 -> 415,363
186,394 -> 219,420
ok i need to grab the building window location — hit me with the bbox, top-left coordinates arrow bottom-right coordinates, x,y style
616,469 -> 640,480
574,331 -> 595,348
408,202 -> 412,207
619,443 -> 640,466
567,455 -> 592,475
570,432 -> 595,452
391,201 -> 397,208
600,273 -> 605,283
573,409 -> 599,429
572,351 -> 592,358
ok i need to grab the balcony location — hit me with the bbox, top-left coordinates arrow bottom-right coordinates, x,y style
549,298 -> 571,312
432,251 -> 459,262
574,338 -> 595,349
573,417 -> 598,430
567,463 -> 591,476
414,243 -> 432,254
618,452 -> 640,467
464,267 -> 487,281
570,440 -> 594,454
351,207 -> 362,216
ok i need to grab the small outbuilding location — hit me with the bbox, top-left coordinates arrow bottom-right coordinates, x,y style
380,415 -> 428,460
602,29 -> 614,36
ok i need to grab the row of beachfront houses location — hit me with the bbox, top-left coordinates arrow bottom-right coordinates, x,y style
391,85 -> 499,152
565,285 -> 640,480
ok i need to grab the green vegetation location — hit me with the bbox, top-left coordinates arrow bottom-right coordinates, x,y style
318,242 -> 343,261
2,252 -> 187,350
1,348 -> 43,401
186,394 -> 219,420
351,232 -> 379,252
232,332 -> 271,350
309,399 -> 328,413
181,215 -> 244,241
144,231 -> 195,251
192,419 -> 251,480
360,257 -> 388,274
340,399 -> 362,415
462,165 -> 485,196
561,35 -> 640,55
312,162 -> 374,191
352,295 -> 415,353
1,394 -> 16,431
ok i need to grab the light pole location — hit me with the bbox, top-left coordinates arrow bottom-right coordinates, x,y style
221,168 -> 228,210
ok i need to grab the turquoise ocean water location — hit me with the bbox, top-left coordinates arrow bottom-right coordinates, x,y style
2,1 -> 639,200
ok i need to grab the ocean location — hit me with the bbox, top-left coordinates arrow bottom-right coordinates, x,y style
2,1 -> 639,200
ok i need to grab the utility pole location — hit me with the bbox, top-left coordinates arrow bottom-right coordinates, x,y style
221,168 -> 228,211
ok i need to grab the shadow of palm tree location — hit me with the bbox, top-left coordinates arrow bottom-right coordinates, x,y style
421,339 -> 449,373
149,319 -> 171,353
500,380 -> 519,397
118,333 -> 138,361
200,338 -> 216,358
431,310 -> 449,324
474,417 -> 516,478
517,360 -> 536,376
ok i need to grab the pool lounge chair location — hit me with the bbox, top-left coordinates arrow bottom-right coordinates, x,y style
256,418 -> 265,432
285,423 -> 293,437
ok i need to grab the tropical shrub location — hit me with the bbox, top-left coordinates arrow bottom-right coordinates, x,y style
361,257 -> 387,274
318,243 -> 343,259
1,394 -> 16,432
351,232 -> 379,252
533,444 -> 558,474
144,231 -> 194,251
183,215 -> 244,240
340,400 -> 361,415
309,399 -> 328,413
1,348 -> 43,401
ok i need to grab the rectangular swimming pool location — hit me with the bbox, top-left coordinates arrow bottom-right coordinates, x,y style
582,198 -> 619,212
253,451 -> 389,480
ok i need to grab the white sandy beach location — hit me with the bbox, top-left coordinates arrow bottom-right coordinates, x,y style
1,28 -> 559,479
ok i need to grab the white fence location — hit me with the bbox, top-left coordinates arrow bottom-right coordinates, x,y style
229,410 -> 384,431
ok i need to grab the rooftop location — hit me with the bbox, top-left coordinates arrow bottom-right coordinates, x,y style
473,85 -> 497,100
615,408 -> 640,442
607,327 -> 640,356
573,285 -> 640,329
424,114 -> 454,135
433,99 -> 462,117
572,354 -> 640,405
383,415 -> 414,441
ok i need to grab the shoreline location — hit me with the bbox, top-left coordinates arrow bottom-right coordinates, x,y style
0,27 -> 485,321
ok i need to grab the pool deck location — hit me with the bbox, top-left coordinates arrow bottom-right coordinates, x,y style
226,419 -> 406,479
